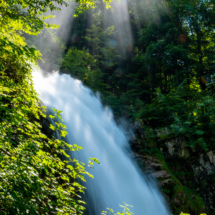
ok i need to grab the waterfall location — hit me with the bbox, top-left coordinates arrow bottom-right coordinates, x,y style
33,71 -> 170,215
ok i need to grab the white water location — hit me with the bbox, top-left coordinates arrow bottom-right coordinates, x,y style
33,71 -> 170,215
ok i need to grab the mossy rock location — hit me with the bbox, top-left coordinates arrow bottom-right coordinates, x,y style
148,153 -> 206,215
172,185 -> 205,215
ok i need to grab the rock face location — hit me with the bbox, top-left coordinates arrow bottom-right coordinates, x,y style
191,152 -> 215,213
131,122 -> 215,215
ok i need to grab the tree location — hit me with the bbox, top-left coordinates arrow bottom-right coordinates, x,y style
0,0 -> 114,71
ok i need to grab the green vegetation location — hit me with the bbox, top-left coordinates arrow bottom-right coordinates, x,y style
102,204 -> 134,215
56,0 -> 215,150
139,85 -> 215,151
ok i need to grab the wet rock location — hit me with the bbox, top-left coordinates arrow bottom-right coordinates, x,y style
152,170 -> 171,179
158,179 -> 173,186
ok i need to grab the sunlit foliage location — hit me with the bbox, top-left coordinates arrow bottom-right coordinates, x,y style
0,0 -> 110,214
101,204 -> 134,215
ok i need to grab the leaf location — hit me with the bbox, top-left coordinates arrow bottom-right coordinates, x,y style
49,115 -> 55,119
49,124 -> 55,130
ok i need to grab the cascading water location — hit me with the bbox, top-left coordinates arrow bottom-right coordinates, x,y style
33,71 -> 170,215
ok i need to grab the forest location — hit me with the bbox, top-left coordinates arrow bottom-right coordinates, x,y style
1,0 -> 215,214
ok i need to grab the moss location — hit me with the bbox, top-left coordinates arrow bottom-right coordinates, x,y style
157,127 -> 172,141
147,152 -> 205,215
153,151 -> 181,183
172,185 -> 205,215
143,126 -> 157,147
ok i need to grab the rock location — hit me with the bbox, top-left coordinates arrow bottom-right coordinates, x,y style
206,151 -> 215,166
166,141 -> 175,156
199,154 -> 214,174
152,170 -> 171,179
158,179 -> 173,186
172,192 -> 187,206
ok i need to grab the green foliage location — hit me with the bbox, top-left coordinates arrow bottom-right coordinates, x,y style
84,15 -> 120,65
1,0 -> 112,35
61,48 -> 95,79
101,203 -> 133,215
0,0 -> 114,73
0,0 -> 65,36
60,7 -> 126,114
61,47 -> 106,93
139,84 -> 215,150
